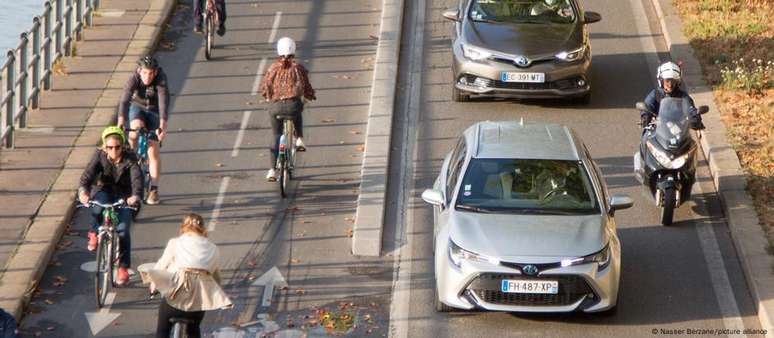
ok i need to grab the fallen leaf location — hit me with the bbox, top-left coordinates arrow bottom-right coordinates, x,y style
215,163 -> 224,167
321,119 -> 336,123
356,145 -> 365,152
345,217 -> 355,223
44,299 -> 54,305
295,289 -> 306,295
302,220 -> 312,224
247,274 -> 257,281
290,259 -> 301,264
369,34 -> 378,40
349,130 -> 362,135
346,228 -> 354,238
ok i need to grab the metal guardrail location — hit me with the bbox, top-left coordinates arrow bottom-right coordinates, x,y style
0,0 -> 100,149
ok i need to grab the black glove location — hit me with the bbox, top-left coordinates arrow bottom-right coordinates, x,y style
640,115 -> 652,127
691,119 -> 706,130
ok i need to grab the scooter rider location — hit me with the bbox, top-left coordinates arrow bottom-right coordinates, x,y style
641,62 -> 705,130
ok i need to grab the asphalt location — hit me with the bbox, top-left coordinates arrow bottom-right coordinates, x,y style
387,0 -> 765,337
17,0 -> 391,336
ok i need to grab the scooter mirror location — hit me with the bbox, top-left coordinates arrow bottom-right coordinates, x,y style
698,105 -> 709,114
635,102 -> 648,112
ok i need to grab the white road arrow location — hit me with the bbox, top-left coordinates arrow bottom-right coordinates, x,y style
252,266 -> 287,307
84,292 -> 121,335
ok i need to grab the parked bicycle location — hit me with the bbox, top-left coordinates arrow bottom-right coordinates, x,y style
275,114 -> 298,198
78,200 -> 136,308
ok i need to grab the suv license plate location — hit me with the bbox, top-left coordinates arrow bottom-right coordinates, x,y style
501,72 -> 545,83
501,279 -> 559,294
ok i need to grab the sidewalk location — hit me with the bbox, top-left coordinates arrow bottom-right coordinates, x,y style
0,0 -> 175,320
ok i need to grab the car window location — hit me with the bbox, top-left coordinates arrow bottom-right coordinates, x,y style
446,140 -> 467,203
582,146 -> 609,210
455,158 -> 599,214
469,0 -> 576,24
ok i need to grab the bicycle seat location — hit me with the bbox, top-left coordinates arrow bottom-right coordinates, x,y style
169,317 -> 194,324
275,114 -> 296,120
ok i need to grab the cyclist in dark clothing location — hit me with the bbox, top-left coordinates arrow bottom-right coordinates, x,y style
193,0 -> 227,36
641,61 -> 705,130
117,56 -> 169,205
79,126 -> 143,286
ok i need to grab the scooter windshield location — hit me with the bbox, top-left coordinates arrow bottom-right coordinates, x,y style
655,97 -> 691,144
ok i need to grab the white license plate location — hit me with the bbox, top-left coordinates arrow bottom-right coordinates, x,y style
501,72 -> 545,83
501,279 -> 558,294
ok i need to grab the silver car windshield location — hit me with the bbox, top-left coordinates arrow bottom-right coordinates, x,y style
456,159 -> 599,214
469,0 -> 577,24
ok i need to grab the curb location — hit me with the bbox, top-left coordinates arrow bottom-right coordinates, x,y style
352,0 -> 406,256
648,0 -> 773,335
0,0 -> 177,321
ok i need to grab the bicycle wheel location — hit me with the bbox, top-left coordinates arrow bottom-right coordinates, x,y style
170,321 -> 186,338
94,233 -> 112,308
204,13 -> 214,60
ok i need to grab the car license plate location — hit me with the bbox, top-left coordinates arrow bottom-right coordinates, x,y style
501,279 -> 559,294
500,72 -> 545,83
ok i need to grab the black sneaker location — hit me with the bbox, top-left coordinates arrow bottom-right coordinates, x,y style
217,24 -> 226,36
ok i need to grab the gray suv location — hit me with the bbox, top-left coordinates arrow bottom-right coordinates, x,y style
443,0 -> 602,103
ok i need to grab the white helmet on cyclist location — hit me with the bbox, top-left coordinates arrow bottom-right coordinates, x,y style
276,37 -> 296,57
545,0 -> 560,5
656,61 -> 681,88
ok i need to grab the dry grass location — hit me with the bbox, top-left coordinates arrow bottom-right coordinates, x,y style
674,0 -> 773,236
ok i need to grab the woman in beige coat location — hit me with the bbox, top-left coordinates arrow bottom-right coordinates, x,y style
142,214 -> 232,338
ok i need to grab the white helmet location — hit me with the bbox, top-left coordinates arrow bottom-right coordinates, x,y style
276,37 -> 296,57
656,61 -> 681,87
545,0 -> 559,5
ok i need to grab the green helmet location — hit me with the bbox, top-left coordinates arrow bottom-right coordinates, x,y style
101,125 -> 126,144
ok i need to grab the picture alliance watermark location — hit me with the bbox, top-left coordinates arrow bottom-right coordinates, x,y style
652,328 -> 768,335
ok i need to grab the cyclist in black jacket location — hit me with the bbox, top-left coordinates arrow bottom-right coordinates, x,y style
78,126 -> 142,286
117,56 -> 169,205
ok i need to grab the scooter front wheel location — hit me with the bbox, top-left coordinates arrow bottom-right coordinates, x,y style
660,187 -> 676,226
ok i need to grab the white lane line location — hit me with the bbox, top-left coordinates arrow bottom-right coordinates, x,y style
231,110 -> 253,157
251,58 -> 268,96
389,0 -> 425,337
208,176 -> 231,231
268,11 -> 283,44
693,181 -> 746,336
631,0 -> 745,331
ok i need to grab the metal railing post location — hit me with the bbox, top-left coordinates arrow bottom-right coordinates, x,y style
31,17 -> 42,109
18,33 -> 28,128
43,1 -> 53,90
64,0 -> 73,56
5,51 -> 17,148
84,0 -> 94,27
75,0 -> 83,40
55,0 -> 63,57
1,69 -> 8,148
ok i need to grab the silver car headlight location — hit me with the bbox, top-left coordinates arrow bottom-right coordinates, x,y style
462,44 -> 492,61
448,240 -> 499,268
646,140 -> 689,169
555,45 -> 586,61
561,244 -> 611,270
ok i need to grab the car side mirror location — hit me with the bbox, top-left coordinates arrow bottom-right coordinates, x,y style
422,189 -> 445,206
635,102 -> 649,112
442,8 -> 460,22
584,11 -> 602,24
698,105 -> 709,114
609,193 -> 634,215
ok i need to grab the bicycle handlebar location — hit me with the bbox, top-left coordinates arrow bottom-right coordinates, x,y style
78,200 -> 137,210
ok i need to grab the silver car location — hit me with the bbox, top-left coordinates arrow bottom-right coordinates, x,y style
422,121 -> 633,313
443,0 -> 602,102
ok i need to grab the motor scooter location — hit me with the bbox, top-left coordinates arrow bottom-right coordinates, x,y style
633,97 -> 708,225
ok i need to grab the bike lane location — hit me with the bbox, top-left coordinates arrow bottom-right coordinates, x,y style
19,0 -> 389,336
